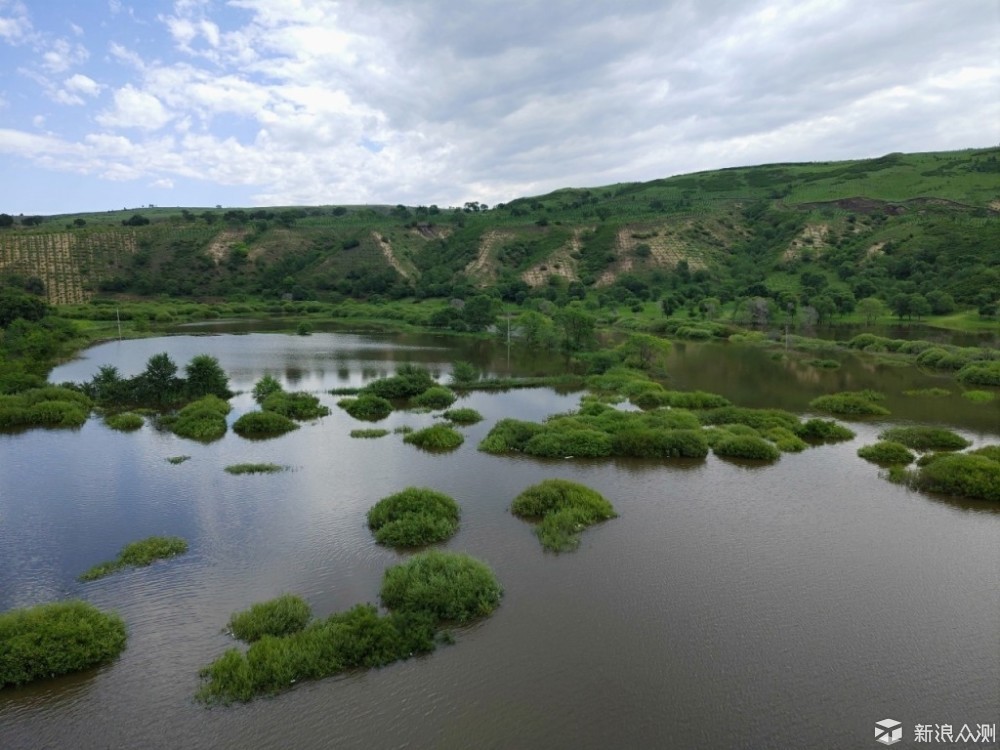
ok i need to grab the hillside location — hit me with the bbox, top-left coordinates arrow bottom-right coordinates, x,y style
1,147 -> 998,317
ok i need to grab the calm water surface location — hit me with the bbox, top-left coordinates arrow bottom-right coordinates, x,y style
1,331 -> 997,749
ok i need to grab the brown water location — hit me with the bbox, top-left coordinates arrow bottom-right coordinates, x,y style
1,332 -> 998,749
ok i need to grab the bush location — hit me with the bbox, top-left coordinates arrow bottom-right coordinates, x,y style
478,418 -> 548,453
233,410 -> 299,438
442,407 -> 483,425
809,392 -> 891,417
878,426 -> 971,451
857,441 -> 916,466
104,412 -> 144,431
0,386 -> 91,429
795,418 -> 855,442
80,535 -> 188,581
262,391 -> 330,420
611,428 -> 709,458
957,361 -> 1000,386
380,550 -> 503,622
511,479 -> 617,552
411,386 -> 457,410
228,594 -> 312,642
338,394 -> 392,421
713,435 -> 781,461
367,487 -> 460,548
224,463 -> 288,474
0,601 -> 127,687
252,374 -> 283,404
523,429 -> 613,458
914,454 -> 1000,502
403,424 -> 464,451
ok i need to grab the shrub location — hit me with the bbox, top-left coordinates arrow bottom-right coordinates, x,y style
411,386 -> 457,410
0,601 -> 127,687
713,435 -> 781,461
403,424 -> 464,451
511,479 -> 617,552
233,410 -> 299,438
857,441 -> 916,466
914,454 -> 1000,502
252,374 -> 283,404
171,395 -> 231,441
699,406 -> 800,431
764,427 -> 808,452
957,361 -> 1000,386
367,487 -> 460,548
962,390 -> 995,403
523,429 -> 613,458
104,412 -> 144,431
80,535 -> 188,581
809,392 -> 891,417
224,463 -> 288,474
363,365 -> 435,399
611,428 -> 709,458
442,407 -> 483,425
350,428 -> 389,438
878,427 -> 971,451
262,391 -> 330,420
795,418 -> 855,442
338,394 -> 392,421
478,418 -> 548,453
228,594 -> 312,642
0,386 -> 91,429
380,551 -> 503,622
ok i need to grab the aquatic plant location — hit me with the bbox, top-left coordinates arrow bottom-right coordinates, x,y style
857,441 -> 916,466
969,445 -> 1000,462
350,428 -> 389,438
79,535 -> 188,581
913,453 -> 1000,502
510,479 -> 617,552
233,410 -> 299,438
713,435 -> 781,461
442,407 -> 483,425
411,386 -> 457,410
104,411 -> 144,431
0,601 -> 127,687
763,426 -> 808,452
478,418 -> 548,453
961,390 -> 995,403
166,455 -> 190,464
522,429 -> 614,458
0,386 -> 91,429
338,393 -> 392,421
380,550 -> 503,622
957,361 -> 1000,386
806,358 -> 841,369
403,424 -> 464,451
224,463 -> 288,474
795,418 -> 855,442
902,388 -> 951,397
877,426 -> 971,451
363,364 -> 436,399
610,428 -> 709,458
171,394 -> 231,441
809,391 -> 891,417
367,487 -> 460,548
699,406 -> 801,431
252,374 -> 283,404
228,594 -> 312,642
393,425 -> 414,434
261,391 -> 330,420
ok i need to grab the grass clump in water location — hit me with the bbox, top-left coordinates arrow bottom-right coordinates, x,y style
806,358 -> 841,369
610,428 -> 708,458
713,435 -> 781,462
380,550 -> 503,622
261,391 -> 330,420
764,426 -> 808,452
913,453 -> 1000,502
170,394 -> 231,441
233,410 -> 299,438
961,390 -> 995,403
338,394 -> 392,421
478,418 -> 546,453
442,407 -> 483,425
228,594 -> 312,642
903,388 -> 951,397
0,386 -> 91,430
0,601 -> 127,687
79,535 -> 188,581
411,386 -> 456,410
878,426 -> 971,451
857,441 -> 916,466
522,428 -> 613,458
367,487 -> 460,548
969,445 -> 1000,462
104,411 -> 144,431
166,455 -> 190,464
795,418 -> 855,442
224,463 -> 288,475
809,391 -> 891,417
510,479 -> 617,552
403,424 -> 464,451
351,428 -> 389,438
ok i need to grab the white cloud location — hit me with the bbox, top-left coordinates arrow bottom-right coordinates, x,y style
97,85 -> 173,130
0,0 -> 31,43
150,177 -> 174,189
41,37 -> 88,73
32,114 -> 45,127
64,73 -> 101,97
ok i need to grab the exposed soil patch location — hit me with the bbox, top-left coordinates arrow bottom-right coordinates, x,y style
372,232 -> 416,280
782,224 -> 830,262
206,230 -> 247,265
465,230 -> 514,286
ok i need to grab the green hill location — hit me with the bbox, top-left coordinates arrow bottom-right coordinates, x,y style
1,147 -> 998,317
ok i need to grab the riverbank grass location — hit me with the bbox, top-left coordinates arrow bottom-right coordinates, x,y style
0,601 -> 127,687
511,479 -> 617,552
79,535 -> 189,581
367,487 -> 460,548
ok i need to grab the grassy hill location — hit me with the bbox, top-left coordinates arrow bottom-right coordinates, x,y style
1,147 -> 998,317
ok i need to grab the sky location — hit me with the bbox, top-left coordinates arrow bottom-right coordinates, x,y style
0,0 -> 997,216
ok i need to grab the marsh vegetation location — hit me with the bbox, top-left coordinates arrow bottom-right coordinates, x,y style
510,479 -> 617,552
79,535 -> 189,581
366,487 -> 460,548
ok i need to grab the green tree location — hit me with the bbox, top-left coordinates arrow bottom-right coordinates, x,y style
555,305 -> 597,352
857,297 -> 887,325
462,295 -> 497,331
185,355 -> 232,399
136,353 -> 181,406
0,291 -> 49,328
618,333 -> 671,372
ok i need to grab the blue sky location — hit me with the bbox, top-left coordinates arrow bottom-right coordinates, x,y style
1,0 -> 997,216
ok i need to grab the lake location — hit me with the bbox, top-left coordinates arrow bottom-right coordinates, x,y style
1,330 -> 998,749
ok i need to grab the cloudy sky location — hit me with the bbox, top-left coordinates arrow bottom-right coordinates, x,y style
0,0 -> 997,215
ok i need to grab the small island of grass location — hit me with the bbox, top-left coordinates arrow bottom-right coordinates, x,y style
0,600 -> 127,688
103,411 -> 144,431
224,463 -> 288,475
228,594 -> 312,642
338,393 -> 393,421
809,391 -> 891,417
511,478 -> 617,552
878,426 -> 971,451
367,487 -> 460,548
857,441 -> 916,466
79,535 -> 189,581
411,386 -> 457,410
350,428 -> 390,438
441,407 -> 483,425
232,410 -> 299,438
403,424 -> 464,451
169,394 -> 231,442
